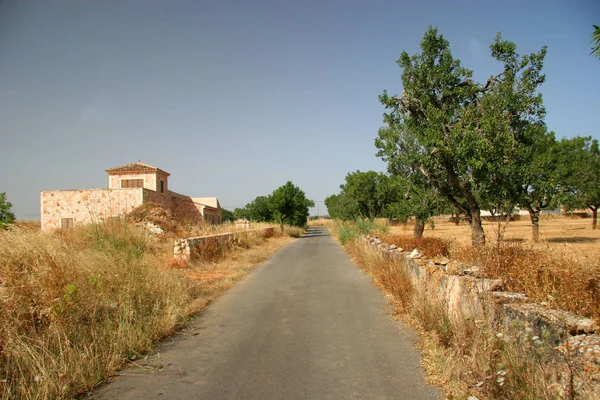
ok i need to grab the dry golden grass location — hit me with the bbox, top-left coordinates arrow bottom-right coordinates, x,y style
392,214 -> 600,259
0,218 -> 293,399
307,219 -> 333,227
345,239 -> 593,399
386,216 -> 600,320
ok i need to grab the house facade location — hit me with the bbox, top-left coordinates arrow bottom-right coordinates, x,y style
41,161 -> 221,231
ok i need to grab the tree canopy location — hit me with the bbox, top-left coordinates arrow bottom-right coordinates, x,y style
376,27 -> 549,245
234,183 -> 314,228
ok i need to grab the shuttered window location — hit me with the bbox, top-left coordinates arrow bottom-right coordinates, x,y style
61,218 -> 74,230
121,179 -> 144,188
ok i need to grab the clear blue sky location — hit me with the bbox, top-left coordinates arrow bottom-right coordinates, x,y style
1,0 -> 598,219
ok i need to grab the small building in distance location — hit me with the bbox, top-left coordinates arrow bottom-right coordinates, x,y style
41,161 -> 221,231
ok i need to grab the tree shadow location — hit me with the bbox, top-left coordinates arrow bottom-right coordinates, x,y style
301,227 -> 330,238
547,237 -> 600,244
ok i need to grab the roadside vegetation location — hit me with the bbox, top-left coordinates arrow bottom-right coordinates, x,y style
0,210 -> 299,399
331,220 -> 599,399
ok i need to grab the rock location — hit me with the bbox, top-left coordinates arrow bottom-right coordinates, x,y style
432,256 -> 450,266
145,222 -> 164,235
491,292 -> 529,305
388,244 -> 397,250
445,260 -> 464,275
410,249 -> 423,259
486,279 -> 503,292
463,266 -> 481,276
575,318 -> 599,334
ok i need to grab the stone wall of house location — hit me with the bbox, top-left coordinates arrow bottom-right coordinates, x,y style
108,171 -> 168,193
40,188 -> 144,231
142,188 -> 170,208
169,191 -> 204,224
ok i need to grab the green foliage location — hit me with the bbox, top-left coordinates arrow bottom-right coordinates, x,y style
234,196 -> 273,222
221,209 -> 235,222
592,25 -> 600,58
555,136 -> 600,227
235,183 -> 314,227
0,192 -> 15,229
376,26 -> 548,245
269,181 -> 314,227
325,192 -> 360,221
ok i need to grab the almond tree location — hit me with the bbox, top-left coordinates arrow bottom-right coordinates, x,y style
377,27 -> 547,246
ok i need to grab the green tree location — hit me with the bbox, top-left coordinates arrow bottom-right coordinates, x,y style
244,196 -> 273,222
269,181 -> 314,229
221,208 -> 235,222
325,192 -> 360,221
0,193 -> 15,229
556,136 -> 600,229
340,171 -> 398,219
377,27 -> 547,246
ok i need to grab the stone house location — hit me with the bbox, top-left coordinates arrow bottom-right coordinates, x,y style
41,161 -> 221,231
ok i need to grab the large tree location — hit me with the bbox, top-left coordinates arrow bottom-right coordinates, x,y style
269,182 -> 314,229
325,192 -> 360,221
377,27 -> 547,246
556,136 -> 600,229
0,193 -> 15,229
339,171 -> 398,219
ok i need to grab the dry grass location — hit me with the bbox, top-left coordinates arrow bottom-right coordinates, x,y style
345,239 -> 590,399
127,203 -> 276,239
0,218 -> 293,399
393,214 -> 600,260
381,223 -> 600,320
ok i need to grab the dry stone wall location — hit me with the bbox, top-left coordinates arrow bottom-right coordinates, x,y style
41,188 -> 144,231
361,234 -> 600,377
173,227 -> 275,261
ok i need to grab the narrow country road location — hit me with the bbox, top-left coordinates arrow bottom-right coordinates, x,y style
91,227 -> 441,400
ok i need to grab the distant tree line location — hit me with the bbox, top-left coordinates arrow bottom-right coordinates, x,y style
327,27 -> 600,246
232,181 -> 315,229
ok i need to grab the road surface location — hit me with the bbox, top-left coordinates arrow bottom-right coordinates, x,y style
91,227 -> 441,400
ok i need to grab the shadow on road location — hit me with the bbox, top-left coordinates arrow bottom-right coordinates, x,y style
300,227 -> 330,238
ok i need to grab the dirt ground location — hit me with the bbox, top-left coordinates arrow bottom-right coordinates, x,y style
391,215 -> 600,260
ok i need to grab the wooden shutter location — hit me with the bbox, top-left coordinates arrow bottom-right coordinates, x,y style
61,218 -> 74,230
121,179 -> 144,188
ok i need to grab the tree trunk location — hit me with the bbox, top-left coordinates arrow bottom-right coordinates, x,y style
414,217 -> 425,238
470,208 -> 485,246
280,222 -> 284,233
591,207 -> 598,230
527,207 -> 541,243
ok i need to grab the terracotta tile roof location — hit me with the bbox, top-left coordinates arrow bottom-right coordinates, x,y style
106,161 -> 170,176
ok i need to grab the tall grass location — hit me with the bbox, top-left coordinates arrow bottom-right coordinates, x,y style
0,219 -> 198,399
332,219 -> 389,245
347,240 -> 594,399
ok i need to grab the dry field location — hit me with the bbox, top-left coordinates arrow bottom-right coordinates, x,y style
392,215 -> 600,260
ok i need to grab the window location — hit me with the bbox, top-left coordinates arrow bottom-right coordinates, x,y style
121,179 -> 144,188
160,180 -> 164,193
61,218 -> 74,230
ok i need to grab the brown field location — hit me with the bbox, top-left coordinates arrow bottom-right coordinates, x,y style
391,215 -> 600,261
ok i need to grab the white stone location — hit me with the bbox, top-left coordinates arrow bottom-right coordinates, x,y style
410,249 -> 423,259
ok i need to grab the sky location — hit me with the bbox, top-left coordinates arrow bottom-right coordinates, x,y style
0,0 -> 599,219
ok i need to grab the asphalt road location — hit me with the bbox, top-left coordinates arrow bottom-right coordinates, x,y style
91,227 -> 441,400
